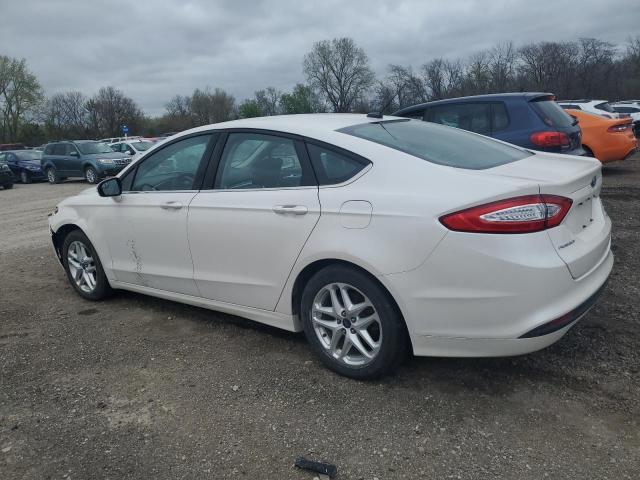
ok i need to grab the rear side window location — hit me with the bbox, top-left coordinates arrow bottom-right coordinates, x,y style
306,143 -> 368,185
44,144 -> 55,155
338,120 -> 530,170
491,103 -> 509,131
560,104 -> 582,110
425,103 -> 491,135
531,100 -> 574,127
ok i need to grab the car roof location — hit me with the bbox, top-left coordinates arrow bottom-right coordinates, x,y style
557,99 -> 608,104
180,113 -> 398,139
3,150 -> 40,154
392,92 -> 554,115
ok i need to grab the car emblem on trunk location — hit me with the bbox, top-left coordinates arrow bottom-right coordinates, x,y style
590,176 -> 597,188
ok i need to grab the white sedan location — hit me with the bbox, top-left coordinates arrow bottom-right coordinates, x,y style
48,114 -> 613,378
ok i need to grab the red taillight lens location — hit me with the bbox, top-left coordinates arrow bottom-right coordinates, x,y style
530,131 -> 570,147
607,124 -> 630,133
440,194 -> 573,234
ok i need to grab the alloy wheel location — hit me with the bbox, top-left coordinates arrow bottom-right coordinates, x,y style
311,282 -> 382,366
47,169 -> 55,183
86,168 -> 96,183
67,240 -> 97,293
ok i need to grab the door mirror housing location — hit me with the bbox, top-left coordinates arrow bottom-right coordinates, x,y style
69,150 -> 79,157
97,177 -> 122,197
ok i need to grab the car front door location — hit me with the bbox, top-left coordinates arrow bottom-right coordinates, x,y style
188,131 -> 321,310
92,133 -> 217,295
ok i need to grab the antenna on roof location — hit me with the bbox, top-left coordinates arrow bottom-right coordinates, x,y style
367,85 -> 405,119
367,112 -> 383,118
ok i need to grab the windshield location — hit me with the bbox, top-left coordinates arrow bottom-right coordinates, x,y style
130,141 -> 153,151
76,142 -> 113,155
531,100 -> 574,128
338,119 -> 531,170
77,142 -> 114,155
15,151 -> 42,160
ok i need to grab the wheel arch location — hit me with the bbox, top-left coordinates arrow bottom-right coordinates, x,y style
51,223 -> 83,262
289,258 -> 412,352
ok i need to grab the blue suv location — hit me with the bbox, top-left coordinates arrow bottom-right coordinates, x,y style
393,93 -> 585,156
41,140 -> 131,184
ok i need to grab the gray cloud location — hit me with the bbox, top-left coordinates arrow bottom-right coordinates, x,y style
1,0 -> 638,116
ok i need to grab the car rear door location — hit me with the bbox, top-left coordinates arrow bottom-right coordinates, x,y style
188,130 -> 320,311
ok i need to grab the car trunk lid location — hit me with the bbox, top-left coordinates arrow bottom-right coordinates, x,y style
489,153 -> 611,278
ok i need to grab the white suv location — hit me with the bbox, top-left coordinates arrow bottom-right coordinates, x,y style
557,100 -> 620,119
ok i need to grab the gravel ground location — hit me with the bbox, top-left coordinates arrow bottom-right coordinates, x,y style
1,156 -> 639,479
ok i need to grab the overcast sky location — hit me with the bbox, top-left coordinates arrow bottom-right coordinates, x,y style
1,0 -> 638,116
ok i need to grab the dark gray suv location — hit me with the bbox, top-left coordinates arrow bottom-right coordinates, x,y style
41,140 -> 131,184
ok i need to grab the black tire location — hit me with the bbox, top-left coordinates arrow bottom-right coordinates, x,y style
20,170 -> 31,184
300,265 -> 408,379
85,166 -> 99,184
3,183 -> 13,189
61,229 -> 113,301
46,167 -> 61,184
583,146 -> 595,158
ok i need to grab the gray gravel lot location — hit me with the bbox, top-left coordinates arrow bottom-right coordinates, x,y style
1,156 -> 639,479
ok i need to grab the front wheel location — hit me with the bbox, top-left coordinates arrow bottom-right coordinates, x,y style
3,183 -> 13,189
85,166 -> 99,184
46,167 -> 61,184
300,265 -> 408,379
62,230 -> 112,300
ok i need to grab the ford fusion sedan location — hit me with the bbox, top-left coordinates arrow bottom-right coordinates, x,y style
48,114 -> 612,379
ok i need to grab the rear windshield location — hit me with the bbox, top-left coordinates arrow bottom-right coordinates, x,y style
337,119 -> 530,170
595,102 -> 615,113
531,100 -> 574,127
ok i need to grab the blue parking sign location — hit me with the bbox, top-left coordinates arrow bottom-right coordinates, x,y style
122,125 -> 129,134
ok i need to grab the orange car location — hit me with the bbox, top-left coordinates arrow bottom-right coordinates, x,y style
566,109 -> 638,163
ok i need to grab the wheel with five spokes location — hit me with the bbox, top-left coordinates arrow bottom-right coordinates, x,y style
62,230 -> 112,300
300,265 -> 408,379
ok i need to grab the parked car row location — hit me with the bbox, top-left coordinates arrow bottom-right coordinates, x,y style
393,92 -> 637,164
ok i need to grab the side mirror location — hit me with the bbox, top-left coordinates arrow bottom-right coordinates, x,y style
69,150 -> 79,157
97,177 -> 122,197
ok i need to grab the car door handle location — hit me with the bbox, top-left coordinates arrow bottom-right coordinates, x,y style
272,205 -> 308,215
160,201 -> 183,210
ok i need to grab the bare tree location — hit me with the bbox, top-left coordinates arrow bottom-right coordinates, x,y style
304,37 -> 375,112
43,91 -> 88,139
189,87 -> 235,125
254,87 -> 281,116
488,42 -> 517,92
376,64 -> 427,112
85,86 -> 145,138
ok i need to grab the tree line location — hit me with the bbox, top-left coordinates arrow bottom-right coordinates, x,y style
1,35 -> 639,145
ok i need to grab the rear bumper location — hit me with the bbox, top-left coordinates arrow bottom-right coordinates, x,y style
382,230 -> 613,357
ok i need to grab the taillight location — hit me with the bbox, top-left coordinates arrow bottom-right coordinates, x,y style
530,131 -> 570,147
607,124 -> 630,133
440,195 -> 573,234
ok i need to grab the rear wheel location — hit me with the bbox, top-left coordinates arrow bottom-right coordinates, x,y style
3,182 -> 13,189
62,230 -> 112,300
85,166 -> 98,184
300,265 -> 408,379
20,170 -> 31,184
46,167 -> 61,184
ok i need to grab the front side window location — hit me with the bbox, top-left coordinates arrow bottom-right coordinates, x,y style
215,133 -> 311,189
425,103 -> 491,135
306,143 -> 368,185
130,141 -> 153,151
338,119 -> 531,170
131,134 -> 212,191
